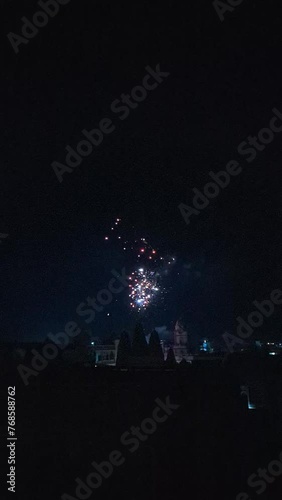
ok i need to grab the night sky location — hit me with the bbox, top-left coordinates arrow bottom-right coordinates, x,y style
1,0 -> 282,343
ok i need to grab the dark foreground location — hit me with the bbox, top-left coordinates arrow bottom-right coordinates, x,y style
3,355 -> 282,500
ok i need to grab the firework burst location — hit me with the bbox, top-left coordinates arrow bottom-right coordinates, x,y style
104,217 -> 175,312
128,268 -> 160,311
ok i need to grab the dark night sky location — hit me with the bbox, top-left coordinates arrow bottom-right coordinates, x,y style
1,0 -> 282,342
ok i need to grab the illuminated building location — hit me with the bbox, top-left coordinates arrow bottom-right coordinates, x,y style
199,338 -> 213,353
90,339 -> 119,366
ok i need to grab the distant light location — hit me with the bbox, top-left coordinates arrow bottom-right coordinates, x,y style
105,236 -> 109,240
139,268 -> 144,272
107,313 -> 110,316
91,342 -> 95,345
269,352 -> 277,356
248,403 -> 256,410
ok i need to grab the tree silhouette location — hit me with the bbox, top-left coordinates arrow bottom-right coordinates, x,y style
148,330 -> 164,366
131,322 -> 148,358
166,347 -> 177,367
64,327 -> 91,363
116,331 -> 131,367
